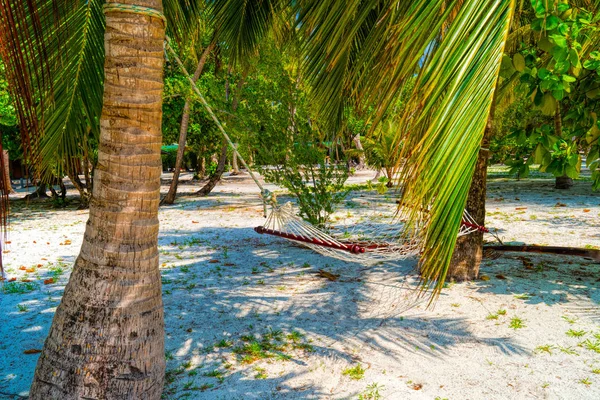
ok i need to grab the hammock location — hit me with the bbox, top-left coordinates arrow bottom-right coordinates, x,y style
165,40 -> 488,264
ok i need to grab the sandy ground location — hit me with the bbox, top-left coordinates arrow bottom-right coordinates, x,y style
0,169 -> 599,399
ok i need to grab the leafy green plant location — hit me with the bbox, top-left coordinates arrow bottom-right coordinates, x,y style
262,140 -> 349,227
509,316 -> 526,330
343,364 -> 366,380
358,382 -> 384,400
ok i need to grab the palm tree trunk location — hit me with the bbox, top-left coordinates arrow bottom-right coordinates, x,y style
30,2 -> 167,399
447,91 -> 496,281
163,42 -> 214,204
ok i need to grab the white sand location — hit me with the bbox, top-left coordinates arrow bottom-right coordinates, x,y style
0,170 -> 599,399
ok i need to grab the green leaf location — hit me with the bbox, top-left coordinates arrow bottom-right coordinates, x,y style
545,15 -> 560,31
562,74 -> 576,82
540,92 -> 557,115
550,34 -> 567,48
554,60 -> 570,74
513,53 -> 526,72
552,89 -> 565,100
558,3 -> 570,13
551,46 -> 569,62
569,48 -> 581,68
538,68 -> 552,80
583,60 -> 600,70
538,36 -> 554,52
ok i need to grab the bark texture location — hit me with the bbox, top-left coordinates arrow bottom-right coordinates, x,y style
163,42 -> 214,204
447,95 -> 496,281
196,140 -> 228,196
30,2 -> 166,398
2,150 -> 14,193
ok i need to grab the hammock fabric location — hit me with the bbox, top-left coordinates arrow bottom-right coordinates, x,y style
165,40 -> 489,264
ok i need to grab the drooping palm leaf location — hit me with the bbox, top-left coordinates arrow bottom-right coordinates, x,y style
212,0 -> 285,67
0,0 -> 202,183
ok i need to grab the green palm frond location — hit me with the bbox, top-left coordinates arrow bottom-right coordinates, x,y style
0,0 -> 105,180
397,0 -> 514,296
213,0 -> 285,67
299,0 -> 514,296
0,0 -> 203,181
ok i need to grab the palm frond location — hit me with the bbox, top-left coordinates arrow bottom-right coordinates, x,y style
0,0 -> 104,180
213,0 -> 285,67
397,0 -> 515,296
299,0 -> 514,297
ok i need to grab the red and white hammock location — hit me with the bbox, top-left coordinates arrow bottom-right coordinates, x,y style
167,41 -> 488,264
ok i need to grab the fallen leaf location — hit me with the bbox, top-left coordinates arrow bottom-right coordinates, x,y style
495,274 -> 507,280
25,268 -> 36,273
24,349 -> 42,354
8,277 -> 16,282
5,241 -> 10,244
192,221 -> 199,224
412,383 -> 423,390
41,258 -> 47,261
554,202 -> 567,207
21,279 -> 32,283
515,207 -> 527,210
317,269 -> 340,281
209,259 -> 220,263
44,278 -> 54,285
19,266 -> 27,271
224,263 -> 236,266
2,250 -> 10,254
583,209 -> 590,213
37,264 -> 43,268
480,275 -> 490,281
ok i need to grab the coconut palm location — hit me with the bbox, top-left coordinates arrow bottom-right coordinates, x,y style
1,0 -> 517,397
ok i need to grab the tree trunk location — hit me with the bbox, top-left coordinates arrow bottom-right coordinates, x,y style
23,183 -> 48,200
195,71 -> 247,196
30,2 -> 166,399
555,175 -> 573,189
352,134 -> 366,169
163,42 -> 214,204
447,93 -> 496,281
232,143 -> 240,174
67,172 -> 91,208
196,140 -> 228,196
552,104 -> 572,189
1,150 -> 14,193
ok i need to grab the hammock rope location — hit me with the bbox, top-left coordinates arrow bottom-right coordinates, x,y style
163,36 -> 489,263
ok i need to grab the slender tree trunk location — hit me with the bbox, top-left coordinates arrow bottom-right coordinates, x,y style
163,42 -> 214,204
553,103 -> 573,189
68,172 -> 91,208
30,2 -> 167,399
196,71 -> 247,196
23,183 -> 48,200
196,139 -> 228,196
232,143 -> 240,174
352,134 -> 366,169
2,150 -> 14,193
447,92 -> 496,281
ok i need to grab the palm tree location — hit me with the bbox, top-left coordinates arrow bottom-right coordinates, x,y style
0,0 -> 199,397
2,0 -> 516,397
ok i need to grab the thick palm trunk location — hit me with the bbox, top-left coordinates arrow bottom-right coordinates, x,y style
30,2 -> 166,399
447,93 -> 496,281
163,42 -> 214,204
